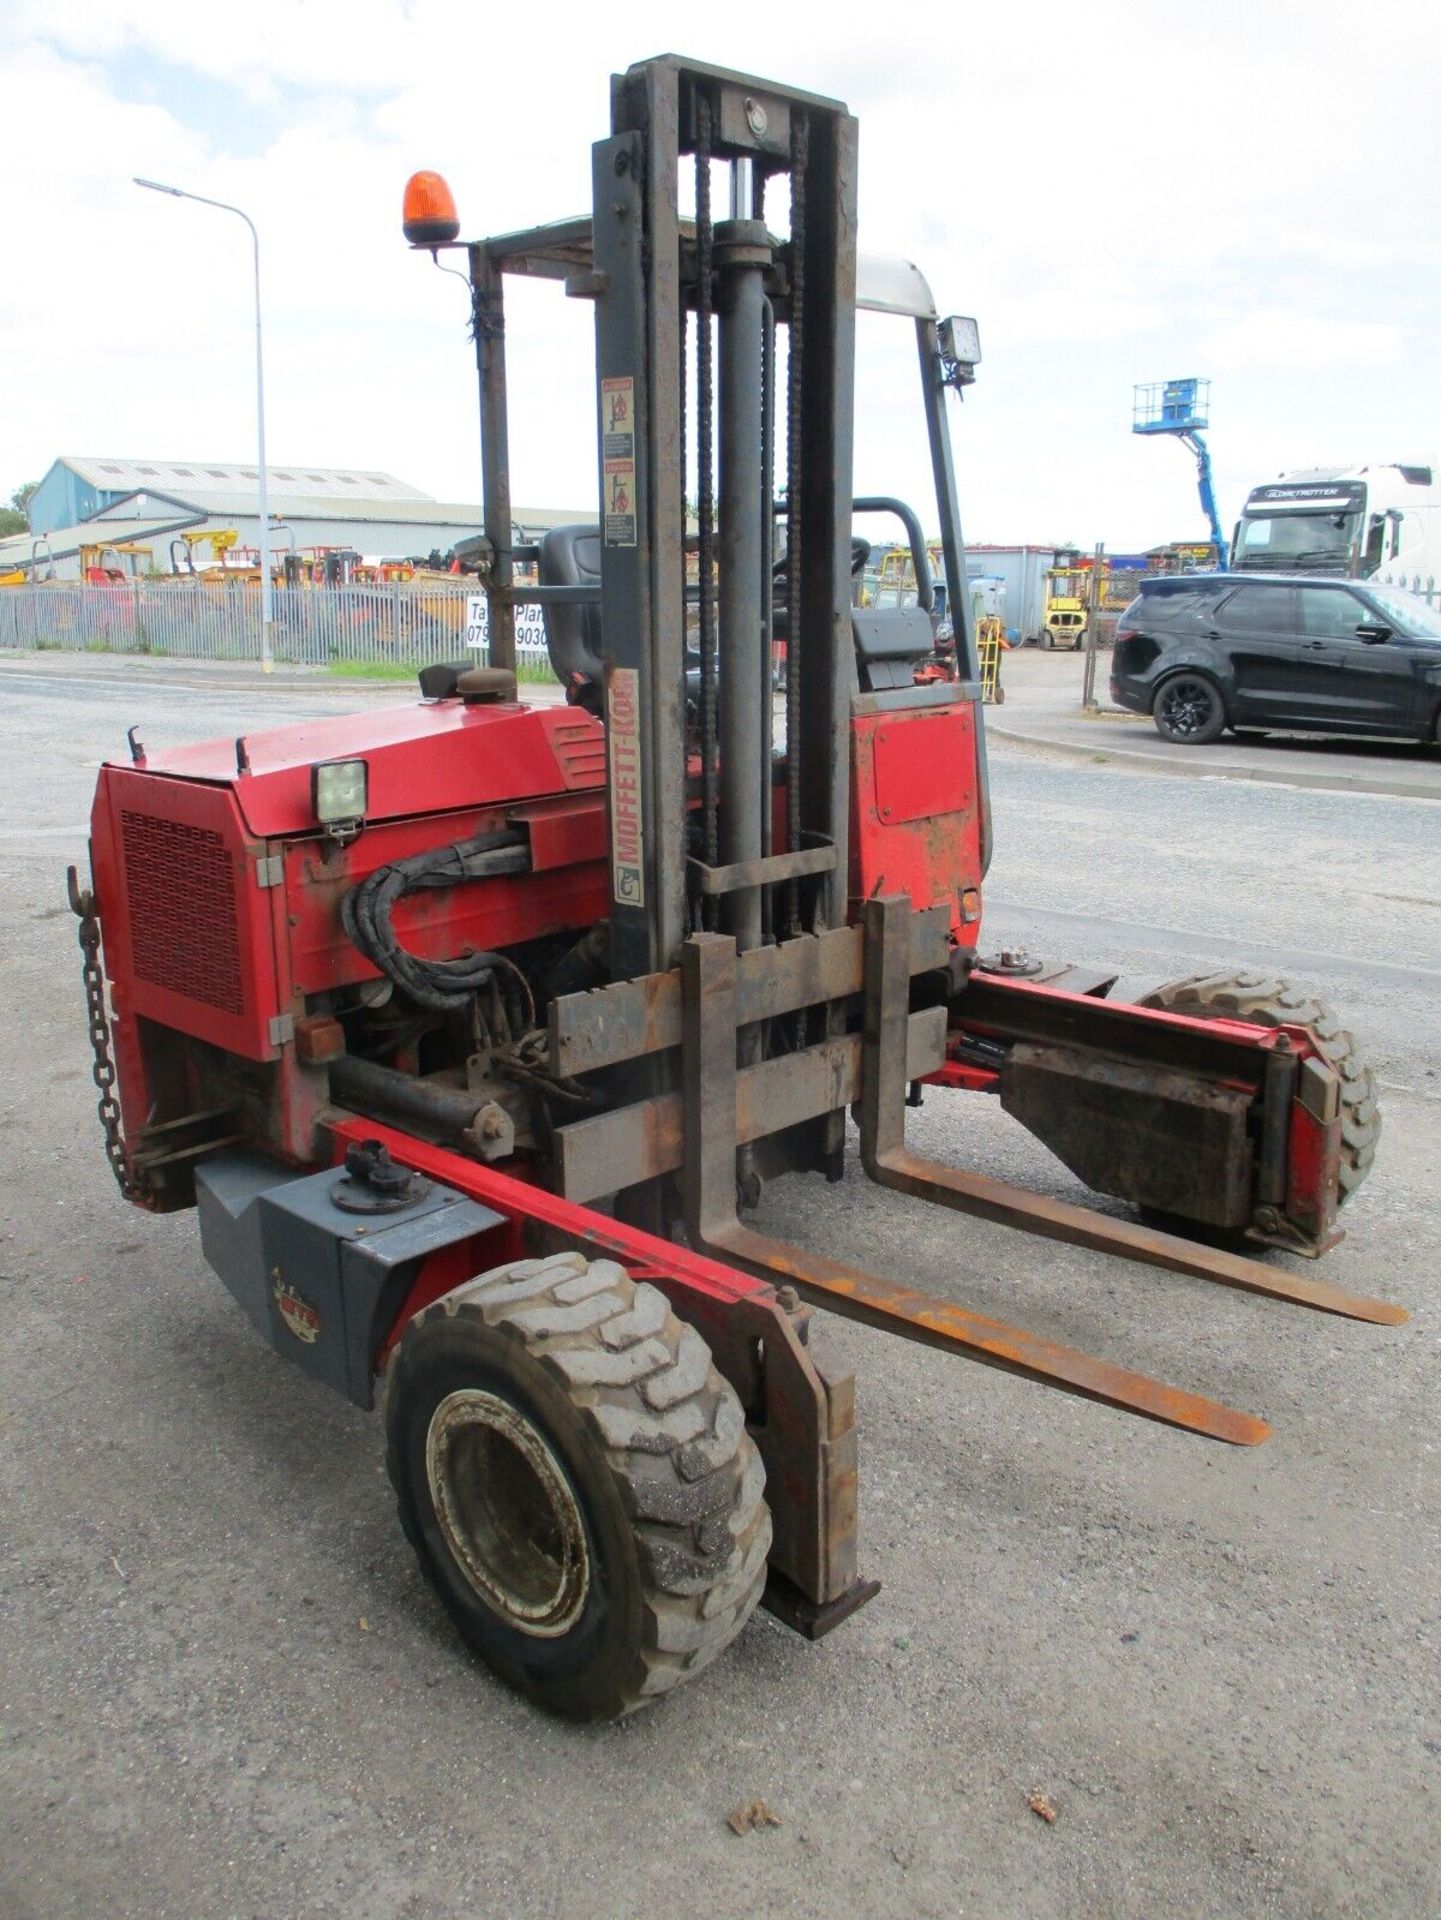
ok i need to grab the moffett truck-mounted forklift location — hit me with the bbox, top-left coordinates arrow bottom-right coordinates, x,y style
71,56 -> 1403,1720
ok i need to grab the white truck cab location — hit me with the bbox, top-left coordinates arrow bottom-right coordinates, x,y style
1232,463 -> 1439,591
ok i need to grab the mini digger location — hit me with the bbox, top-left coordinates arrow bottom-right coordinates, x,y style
71,55 -> 1402,1720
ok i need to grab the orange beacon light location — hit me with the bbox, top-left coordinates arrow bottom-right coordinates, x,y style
402,171 -> 460,247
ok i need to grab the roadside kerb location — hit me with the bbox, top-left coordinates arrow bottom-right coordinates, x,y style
986,711 -> 1441,802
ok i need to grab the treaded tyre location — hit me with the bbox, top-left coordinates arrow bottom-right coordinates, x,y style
1137,970 -> 1380,1203
385,1250 -> 770,1720
1152,672 -> 1226,744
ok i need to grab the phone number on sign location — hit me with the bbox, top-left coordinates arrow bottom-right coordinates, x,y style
466,594 -> 549,654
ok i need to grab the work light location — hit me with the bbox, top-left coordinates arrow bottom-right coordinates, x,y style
312,759 -> 368,827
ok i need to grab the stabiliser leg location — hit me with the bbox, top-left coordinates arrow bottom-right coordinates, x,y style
680,932 -> 1269,1446
859,896 -> 1406,1329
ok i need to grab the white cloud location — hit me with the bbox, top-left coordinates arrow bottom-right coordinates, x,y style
8,0 -> 428,98
1202,309 -> 1403,373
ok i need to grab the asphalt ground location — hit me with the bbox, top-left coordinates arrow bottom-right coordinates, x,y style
1,654 -> 1437,1920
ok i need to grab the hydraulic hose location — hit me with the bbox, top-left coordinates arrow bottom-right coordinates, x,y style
340,829 -> 530,1013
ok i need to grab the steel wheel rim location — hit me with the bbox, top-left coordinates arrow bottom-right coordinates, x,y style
426,1388 -> 590,1637
1159,677 -> 1214,737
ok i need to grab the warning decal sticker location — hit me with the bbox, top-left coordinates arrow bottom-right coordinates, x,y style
604,459 -> 636,547
601,375 -> 634,458
601,376 -> 637,546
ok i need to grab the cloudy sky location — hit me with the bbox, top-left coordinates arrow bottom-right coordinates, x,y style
3,0 -> 1437,549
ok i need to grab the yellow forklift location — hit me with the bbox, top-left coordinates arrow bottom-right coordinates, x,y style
1042,546 -> 1098,649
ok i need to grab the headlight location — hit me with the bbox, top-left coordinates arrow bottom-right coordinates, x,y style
312,758 -> 368,826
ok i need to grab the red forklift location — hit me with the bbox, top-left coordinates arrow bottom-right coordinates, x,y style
71,56 -> 1400,1720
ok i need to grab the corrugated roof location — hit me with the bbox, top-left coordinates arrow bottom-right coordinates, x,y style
92,489 -> 472,526
0,498 -> 205,571
59,456 -> 432,504
92,493 -> 594,531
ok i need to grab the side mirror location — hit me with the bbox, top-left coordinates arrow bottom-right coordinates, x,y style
1355,622 -> 1391,643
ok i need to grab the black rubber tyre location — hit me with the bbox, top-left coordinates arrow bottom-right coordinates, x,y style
1152,672 -> 1226,744
385,1250 -> 770,1720
1040,629 -> 1054,650
1137,970 -> 1380,1203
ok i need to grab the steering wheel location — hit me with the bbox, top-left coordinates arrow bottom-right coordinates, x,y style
772,537 -> 872,592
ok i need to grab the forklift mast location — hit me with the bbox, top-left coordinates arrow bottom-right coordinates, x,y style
597,60 -> 854,978
465,57 -> 986,986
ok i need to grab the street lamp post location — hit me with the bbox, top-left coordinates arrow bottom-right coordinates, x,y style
134,177 -> 274,672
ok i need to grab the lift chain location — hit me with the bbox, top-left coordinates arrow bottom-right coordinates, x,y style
784,109 -> 808,934
68,870 -> 142,1202
694,89 -> 720,916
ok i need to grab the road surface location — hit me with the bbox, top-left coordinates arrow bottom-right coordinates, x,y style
1,660 -> 1435,1920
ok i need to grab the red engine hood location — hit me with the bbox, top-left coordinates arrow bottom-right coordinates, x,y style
107,697 -> 606,838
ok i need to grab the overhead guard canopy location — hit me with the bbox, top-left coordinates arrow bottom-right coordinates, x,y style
423,213 -> 939,319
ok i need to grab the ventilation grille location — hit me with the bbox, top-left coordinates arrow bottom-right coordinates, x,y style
120,811 -> 245,1014
551,718 -> 607,787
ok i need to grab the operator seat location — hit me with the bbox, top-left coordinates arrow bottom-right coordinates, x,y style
774,538 -> 934,690
851,607 -> 939,691
538,524 -> 605,712
539,522 -> 705,712
541,523 -> 929,702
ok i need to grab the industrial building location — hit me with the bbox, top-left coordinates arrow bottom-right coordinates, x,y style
7,454 -> 589,578
966,544 -> 1061,644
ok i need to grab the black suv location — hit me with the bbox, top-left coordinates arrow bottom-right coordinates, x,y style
1110,574 -> 1441,745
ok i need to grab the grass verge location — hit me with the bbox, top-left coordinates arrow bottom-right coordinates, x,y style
325,657 -> 557,685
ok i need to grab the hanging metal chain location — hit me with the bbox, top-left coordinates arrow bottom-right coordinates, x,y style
695,92 -> 720,926
784,110 -> 808,934
68,868 -> 141,1201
